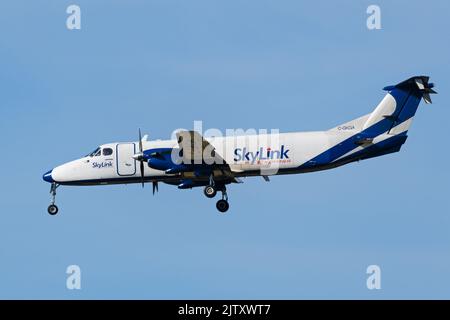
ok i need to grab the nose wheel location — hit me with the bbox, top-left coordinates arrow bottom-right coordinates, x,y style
48,204 -> 58,215
47,183 -> 60,215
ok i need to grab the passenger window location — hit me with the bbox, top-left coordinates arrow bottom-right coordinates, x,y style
103,148 -> 113,156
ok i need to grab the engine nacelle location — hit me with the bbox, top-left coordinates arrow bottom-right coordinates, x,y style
147,159 -> 169,171
145,147 -> 178,171
177,179 -> 194,189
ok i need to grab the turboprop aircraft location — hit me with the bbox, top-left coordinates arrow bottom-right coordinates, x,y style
43,76 -> 436,214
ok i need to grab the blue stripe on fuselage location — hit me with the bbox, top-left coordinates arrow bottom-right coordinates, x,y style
300,117 -> 399,168
333,133 -> 408,165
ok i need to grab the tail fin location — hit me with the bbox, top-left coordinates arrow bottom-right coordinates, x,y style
362,76 -> 436,135
310,77 -> 436,166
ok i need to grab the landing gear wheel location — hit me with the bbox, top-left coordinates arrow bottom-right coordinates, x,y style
48,204 -> 59,215
216,199 -> 229,213
204,185 -> 217,198
47,182 -> 60,216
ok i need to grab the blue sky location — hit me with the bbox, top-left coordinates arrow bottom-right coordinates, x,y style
0,0 -> 449,299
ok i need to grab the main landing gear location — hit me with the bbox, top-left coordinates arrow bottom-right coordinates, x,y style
47,182 -> 59,215
203,182 -> 230,213
203,185 -> 217,198
216,190 -> 229,213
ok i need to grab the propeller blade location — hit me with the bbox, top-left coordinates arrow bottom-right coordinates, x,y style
140,161 -> 145,188
138,128 -> 143,153
152,181 -> 158,195
138,129 -> 144,188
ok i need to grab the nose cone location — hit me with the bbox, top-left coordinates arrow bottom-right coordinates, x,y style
43,170 -> 54,183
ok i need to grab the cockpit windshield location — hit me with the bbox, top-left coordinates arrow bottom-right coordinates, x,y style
86,147 -> 101,157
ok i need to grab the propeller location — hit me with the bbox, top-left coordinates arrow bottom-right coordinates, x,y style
131,129 -> 146,188
132,129 -> 161,194
138,129 -> 145,188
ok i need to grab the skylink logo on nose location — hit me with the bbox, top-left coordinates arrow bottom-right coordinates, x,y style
92,161 -> 113,169
234,145 -> 290,164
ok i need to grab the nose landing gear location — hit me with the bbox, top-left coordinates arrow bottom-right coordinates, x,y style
47,182 -> 59,215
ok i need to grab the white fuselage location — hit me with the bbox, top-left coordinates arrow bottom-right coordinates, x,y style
42,76 -> 433,215
50,130 -> 358,186
42,76 -> 433,216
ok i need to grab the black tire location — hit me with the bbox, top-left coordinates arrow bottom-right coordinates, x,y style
204,185 -> 217,198
216,200 -> 229,213
48,204 -> 59,215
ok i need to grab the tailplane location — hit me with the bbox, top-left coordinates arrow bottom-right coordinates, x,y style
362,76 -> 436,135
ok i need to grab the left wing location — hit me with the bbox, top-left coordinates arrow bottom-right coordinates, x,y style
176,130 -> 226,166
175,130 -> 241,183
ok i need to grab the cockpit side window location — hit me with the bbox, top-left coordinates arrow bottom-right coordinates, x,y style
86,147 -> 101,157
103,148 -> 113,156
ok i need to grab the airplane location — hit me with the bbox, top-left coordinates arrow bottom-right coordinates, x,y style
43,76 -> 436,215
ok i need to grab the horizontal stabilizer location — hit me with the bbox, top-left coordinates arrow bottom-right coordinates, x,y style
383,76 -> 437,104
